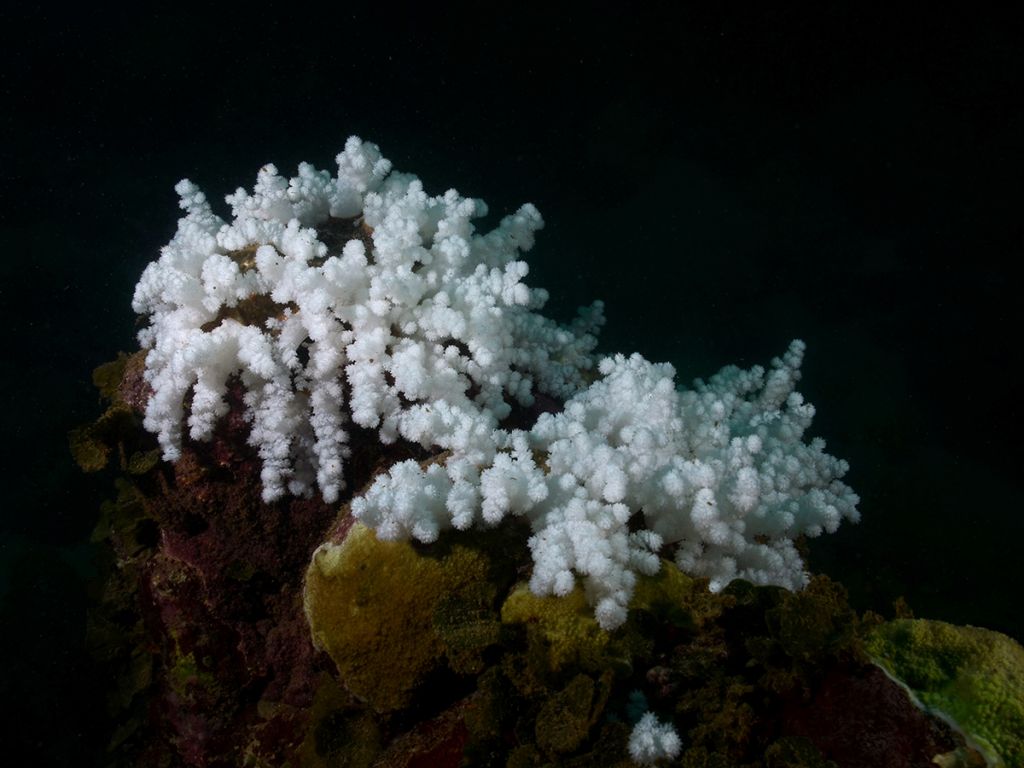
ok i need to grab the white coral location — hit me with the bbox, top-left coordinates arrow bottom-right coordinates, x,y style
133,137 -> 601,503
628,712 -> 682,765
352,340 -> 860,629
135,137 -> 859,630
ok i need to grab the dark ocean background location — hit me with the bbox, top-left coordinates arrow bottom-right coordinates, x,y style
2,6 -> 1021,764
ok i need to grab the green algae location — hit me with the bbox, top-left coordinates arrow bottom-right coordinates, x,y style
865,618 -> 1024,767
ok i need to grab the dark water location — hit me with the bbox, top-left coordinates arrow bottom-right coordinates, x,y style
3,6 -> 1021,763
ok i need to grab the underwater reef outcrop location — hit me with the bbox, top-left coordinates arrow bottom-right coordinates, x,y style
76,353 -> 1008,766
72,138 -> 1022,767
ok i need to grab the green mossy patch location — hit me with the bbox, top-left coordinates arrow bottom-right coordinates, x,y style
865,618 -> 1024,767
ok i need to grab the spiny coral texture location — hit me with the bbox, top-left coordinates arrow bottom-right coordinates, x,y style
133,137 -> 602,504
355,340 -> 859,629
627,712 -> 682,766
134,137 -> 858,630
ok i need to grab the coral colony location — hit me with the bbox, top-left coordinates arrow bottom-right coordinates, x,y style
133,137 -> 860,763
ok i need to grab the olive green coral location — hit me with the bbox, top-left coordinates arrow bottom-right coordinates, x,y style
865,618 -> 1024,767
303,521 -> 509,712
